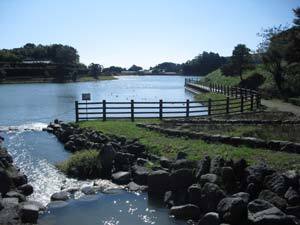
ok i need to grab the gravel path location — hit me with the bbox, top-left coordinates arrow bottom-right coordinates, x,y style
262,99 -> 300,116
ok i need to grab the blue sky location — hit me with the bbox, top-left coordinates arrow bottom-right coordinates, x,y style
0,0 -> 298,68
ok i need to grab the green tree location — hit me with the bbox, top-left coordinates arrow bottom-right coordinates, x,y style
128,65 -> 143,71
231,44 -> 252,81
293,7 -> 300,26
88,63 -> 103,79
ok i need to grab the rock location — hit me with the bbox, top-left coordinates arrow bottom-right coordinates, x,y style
1,197 -> 19,207
172,159 -> 198,170
196,156 -> 211,180
188,184 -> 202,206
232,158 -> 248,182
200,174 -> 218,185
0,199 -> 3,211
247,182 -> 260,199
19,200 -> 46,211
170,169 -> 195,191
221,167 -> 235,183
51,191 -> 70,201
5,191 -> 26,202
81,186 -> 96,195
11,172 -> 27,187
147,170 -> 170,195
170,204 -> 200,220
160,157 -> 172,168
99,143 -> 116,177
210,156 -> 225,175
264,173 -> 289,196
199,183 -> 226,213
246,163 -> 275,185
19,203 -> 39,223
248,199 -> 296,225
285,187 -> 300,206
17,184 -> 34,196
125,143 -> 145,155
217,197 -> 248,224
232,192 -> 250,204
197,212 -> 220,225
127,182 -> 147,192
136,158 -> 148,166
132,165 -> 150,185
114,152 -> 135,171
0,168 -> 11,194
259,189 -> 287,210
164,191 -> 175,207
112,171 -> 131,185
64,140 -> 76,152
176,151 -> 188,160
286,205 -> 300,218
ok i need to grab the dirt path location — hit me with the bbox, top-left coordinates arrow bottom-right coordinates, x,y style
262,99 -> 300,117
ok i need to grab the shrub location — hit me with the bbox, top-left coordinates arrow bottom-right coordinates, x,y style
57,150 -> 101,179
239,72 -> 265,90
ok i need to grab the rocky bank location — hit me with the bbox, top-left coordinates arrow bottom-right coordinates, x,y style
46,120 -> 300,225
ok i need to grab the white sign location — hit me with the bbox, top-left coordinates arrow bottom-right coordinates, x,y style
82,93 -> 91,101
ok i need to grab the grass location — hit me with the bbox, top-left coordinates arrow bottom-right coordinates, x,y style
200,65 -> 274,88
57,149 -> 102,179
195,92 -> 253,114
79,120 -> 300,170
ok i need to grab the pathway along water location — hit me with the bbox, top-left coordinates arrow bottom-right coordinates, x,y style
0,76 -> 196,225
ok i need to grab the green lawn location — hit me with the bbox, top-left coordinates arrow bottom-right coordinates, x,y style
79,120 -> 300,170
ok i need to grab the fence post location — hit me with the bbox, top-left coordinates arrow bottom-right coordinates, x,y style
208,98 -> 212,116
75,101 -> 79,122
131,100 -> 134,122
226,97 -> 229,114
102,100 -> 106,121
186,99 -> 190,117
256,94 -> 261,109
250,94 -> 254,111
241,96 -> 244,113
159,99 -> 163,120
235,87 -> 238,98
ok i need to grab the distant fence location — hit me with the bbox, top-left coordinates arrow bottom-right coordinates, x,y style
74,80 -> 261,122
185,78 -> 260,101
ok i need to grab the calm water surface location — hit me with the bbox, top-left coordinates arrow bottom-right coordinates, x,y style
0,76 -> 197,225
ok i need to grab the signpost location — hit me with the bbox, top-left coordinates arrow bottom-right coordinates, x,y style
82,93 -> 91,120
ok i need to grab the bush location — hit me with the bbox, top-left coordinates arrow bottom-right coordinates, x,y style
57,150 -> 101,179
239,72 -> 265,90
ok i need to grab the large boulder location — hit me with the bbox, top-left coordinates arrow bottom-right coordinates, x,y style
99,143 -> 116,177
217,197 -> 248,225
114,152 -> 135,171
112,171 -> 131,185
5,191 -> 26,202
197,212 -> 220,225
132,165 -> 150,185
19,203 -> 39,223
248,199 -> 296,225
0,168 -> 11,194
259,189 -> 287,210
199,183 -> 226,213
199,174 -> 218,185
147,170 -> 170,195
124,143 -> 145,156
210,156 -> 225,175
285,187 -> 300,206
17,184 -> 34,196
196,156 -> 211,180
264,173 -> 289,196
170,204 -> 200,220
170,169 -> 195,191
160,157 -> 172,169
50,191 -> 70,201
188,184 -> 202,206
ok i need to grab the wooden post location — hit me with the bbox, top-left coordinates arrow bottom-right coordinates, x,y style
235,87 -> 238,98
102,100 -> 106,121
256,94 -> 261,109
186,99 -> 190,118
159,99 -> 163,120
131,100 -> 134,122
250,94 -> 254,111
208,98 -> 212,116
226,97 -> 229,114
241,96 -> 244,113
75,101 -> 79,122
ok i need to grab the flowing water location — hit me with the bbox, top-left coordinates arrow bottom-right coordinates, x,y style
0,76 -> 198,225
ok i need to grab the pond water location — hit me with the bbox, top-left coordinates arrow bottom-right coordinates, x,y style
0,76 -> 199,225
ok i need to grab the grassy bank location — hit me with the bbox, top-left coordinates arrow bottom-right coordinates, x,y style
79,120 -> 300,170
0,75 -> 116,84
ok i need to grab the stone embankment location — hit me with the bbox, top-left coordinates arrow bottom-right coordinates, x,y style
0,138 -> 44,224
45,120 -> 300,225
137,123 -> 300,154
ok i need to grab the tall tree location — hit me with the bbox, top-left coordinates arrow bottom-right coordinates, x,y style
293,7 -> 300,26
231,44 -> 252,81
88,63 -> 103,79
128,65 -> 143,71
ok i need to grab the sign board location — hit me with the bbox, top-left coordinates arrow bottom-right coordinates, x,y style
82,93 -> 91,101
